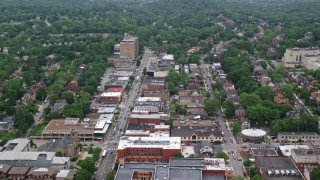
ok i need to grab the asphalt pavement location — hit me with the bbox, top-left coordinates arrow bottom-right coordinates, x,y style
95,49 -> 153,180
24,98 -> 50,138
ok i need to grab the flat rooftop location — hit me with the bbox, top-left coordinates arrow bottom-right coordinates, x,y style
278,132 -> 319,136
115,163 -> 165,180
278,145 -> 309,156
0,151 -> 55,161
255,157 -> 303,180
117,136 -> 181,150
130,113 -> 162,119
251,146 -> 278,157
43,119 -> 94,134
138,97 -> 161,102
169,168 -> 202,180
101,92 -> 122,97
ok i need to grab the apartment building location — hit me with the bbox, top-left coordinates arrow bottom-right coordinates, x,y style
277,132 -> 320,143
119,33 -> 139,59
282,47 -> 320,69
291,149 -> 320,172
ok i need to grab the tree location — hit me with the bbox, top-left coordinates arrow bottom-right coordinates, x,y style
74,169 -> 92,180
204,98 -> 220,116
243,159 -> 252,167
55,151 -> 63,157
234,175 -> 245,180
80,157 -> 96,174
239,93 -> 261,108
310,166 -> 320,180
64,92 -> 75,104
254,86 -> 275,101
230,122 -> 241,135
106,171 -> 115,180
174,153 -> 184,158
36,87 -> 47,101
280,84 -> 294,101
216,151 -> 229,160
223,100 -> 235,119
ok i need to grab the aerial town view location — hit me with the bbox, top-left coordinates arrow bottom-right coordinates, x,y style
0,0 -> 320,180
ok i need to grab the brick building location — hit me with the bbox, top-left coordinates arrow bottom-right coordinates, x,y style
143,90 -> 170,102
119,33 -> 139,59
117,136 -> 181,163
128,114 -> 163,125
98,92 -> 122,104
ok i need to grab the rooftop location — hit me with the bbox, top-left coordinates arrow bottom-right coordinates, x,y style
242,129 -> 266,137
171,128 -> 224,138
101,92 -> 122,97
278,145 -> 310,156
278,132 -> 319,136
138,97 -> 161,102
56,169 -> 77,179
117,136 -> 181,150
130,113 -> 163,119
0,151 -> 55,161
2,138 -> 29,152
43,119 -> 94,134
169,167 -> 202,180
255,157 -> 303,180
292,149 -> 320,156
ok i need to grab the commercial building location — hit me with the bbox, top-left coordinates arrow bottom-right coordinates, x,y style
1,138 -> 30,152
128,114 -> 165,125
277,132 -> 320,143
291,149 -> 320,172
94,114 -> 114,139
117,136 -> 181,163
98,92 -> 122,104
115,157 -> 233,180
119,33 -> 139,59
0,152 -> 70,170
278,145 -> 310,157
282,47 -> 320,69
171,128 -> 224,143
255,157 -> 304,180
142,90 -> 170,102
42,118 -> 95,141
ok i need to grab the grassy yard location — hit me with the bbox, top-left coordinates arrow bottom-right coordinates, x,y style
31,123 -> 47,136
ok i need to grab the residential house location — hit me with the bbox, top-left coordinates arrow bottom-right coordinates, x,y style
253,64 -> 266,80
66,80 -> 81,93
22,90 -> 36,104
274,90 -> 290,105
259,76 -> 271,86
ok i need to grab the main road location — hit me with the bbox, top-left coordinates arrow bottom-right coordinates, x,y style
95,48 -> 154,180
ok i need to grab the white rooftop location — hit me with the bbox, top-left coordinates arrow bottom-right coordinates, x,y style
137,97 -> 161,102
94,124 -> 109,134
279,145 -> 310,156
241,128 -> 266,137
101,92 -> 122,97
118,136 -> 181,150
181,145 -> 195,157
52,157 -> 70,165
97,106 -> 116,114
0,151 -> 55,161
95,114 -> 113,129
162,54 -> 174,60
117,76 -> 129,81
56,170 -> 69,177
130,113 -> 162,119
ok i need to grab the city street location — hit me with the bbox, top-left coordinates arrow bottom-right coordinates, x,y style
200,51 -> 244,176
95,49 -> 154,180
24,98 -> 50,138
